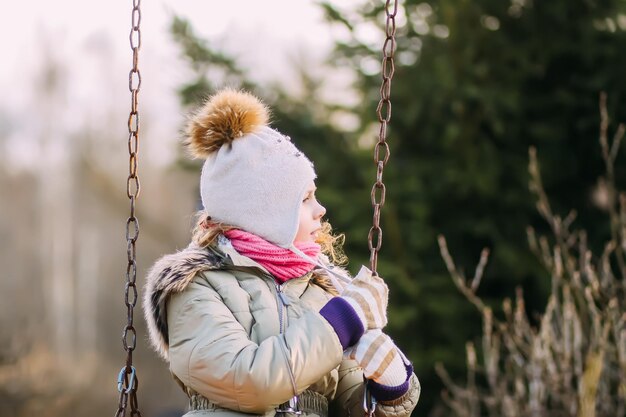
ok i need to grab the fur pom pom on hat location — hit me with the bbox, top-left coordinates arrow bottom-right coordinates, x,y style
186,89 -> 269,158
186,89 -> 316,248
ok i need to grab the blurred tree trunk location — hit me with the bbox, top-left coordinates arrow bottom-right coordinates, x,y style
77,226 -> 99,354
37,50 -> 76,360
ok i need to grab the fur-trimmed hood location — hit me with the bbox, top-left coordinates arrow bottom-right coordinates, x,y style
143,244 -> 225,360
143,242 -> 348,361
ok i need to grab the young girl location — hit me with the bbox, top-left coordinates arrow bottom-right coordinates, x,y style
143,89 -> 420,417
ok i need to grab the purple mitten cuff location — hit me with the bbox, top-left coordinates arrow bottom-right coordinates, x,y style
319,297 -> 365,349
367,362 -> 413,402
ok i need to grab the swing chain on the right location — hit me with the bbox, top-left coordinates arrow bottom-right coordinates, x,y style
368,0 -> 397,276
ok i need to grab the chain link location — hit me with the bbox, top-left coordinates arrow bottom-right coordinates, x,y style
368,0 -> 397,276
116,0 -> 142,415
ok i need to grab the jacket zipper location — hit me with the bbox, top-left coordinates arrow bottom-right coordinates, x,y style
275,282 -> 299,412
275,282 -> 291,331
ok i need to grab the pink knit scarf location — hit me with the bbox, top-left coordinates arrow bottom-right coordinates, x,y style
224,229 -> 321,283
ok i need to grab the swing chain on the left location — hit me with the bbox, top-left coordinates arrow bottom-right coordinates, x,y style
116,0 -> 142,415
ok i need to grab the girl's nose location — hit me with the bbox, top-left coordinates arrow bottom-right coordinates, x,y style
315,201 -> 326,219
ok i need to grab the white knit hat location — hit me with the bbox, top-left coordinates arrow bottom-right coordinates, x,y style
186,89 -> 316,248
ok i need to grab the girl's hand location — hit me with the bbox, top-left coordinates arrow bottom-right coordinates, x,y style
344,329 -> 410,387
340,266 -> 389,330
318,266 -> 388,350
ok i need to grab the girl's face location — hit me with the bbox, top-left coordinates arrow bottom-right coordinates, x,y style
294,181 -> 326,244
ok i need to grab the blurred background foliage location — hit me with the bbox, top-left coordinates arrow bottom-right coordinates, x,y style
2,0 -> 626,416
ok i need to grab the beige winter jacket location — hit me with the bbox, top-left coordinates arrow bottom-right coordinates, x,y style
143,242 -> 420,417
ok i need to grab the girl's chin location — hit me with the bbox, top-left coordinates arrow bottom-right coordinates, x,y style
294,230 -> 321,245
293,235 -> 317,245
295,238 -> 315,244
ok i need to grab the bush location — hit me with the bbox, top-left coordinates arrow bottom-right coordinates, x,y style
435,94 -> 626,417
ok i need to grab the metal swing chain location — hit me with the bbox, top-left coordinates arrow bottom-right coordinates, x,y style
365,2 -> 397,416
368,0 -> 397,277
115,0 -> 143,416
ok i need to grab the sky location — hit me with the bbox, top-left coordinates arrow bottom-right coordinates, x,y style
0,1 -> 362,169
1,0 -> 338,89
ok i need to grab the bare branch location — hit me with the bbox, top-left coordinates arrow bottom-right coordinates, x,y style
471,248 -> 490,292
609,123 -> 625,163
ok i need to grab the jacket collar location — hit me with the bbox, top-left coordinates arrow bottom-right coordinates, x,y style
218,241 -> 272,275
218,242 -> 315,299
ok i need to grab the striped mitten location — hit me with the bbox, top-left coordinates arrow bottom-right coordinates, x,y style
341,266 -> 389,330
319,266 -> 388,349
345,329 -> 411,389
